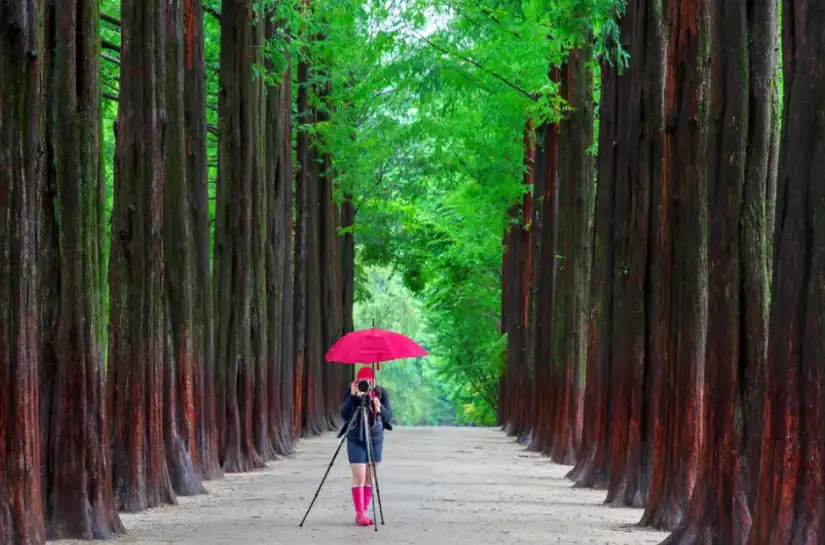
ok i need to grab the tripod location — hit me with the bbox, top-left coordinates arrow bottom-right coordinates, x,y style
299,394 -> 385,531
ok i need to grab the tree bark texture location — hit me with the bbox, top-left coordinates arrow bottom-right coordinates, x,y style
748,0 -> 825,541
38,0 -> 125,537
640,0 -> 709,529
107,0 -> 178,512
662,0 -> 775,541
0,1 -> 47,542
605,0 -> 662,510
183,0 -> 222,482
264,23 -> 295,456
250,16 -> 275,462
528,111 -> 560,456
163,0 -> 207,496
303,130 -> 327,437
292,28 -> 310,440
551,47 -> 595,465
214,0 -> 264,473
568,50 -> 621,489
501,122 -> 534,440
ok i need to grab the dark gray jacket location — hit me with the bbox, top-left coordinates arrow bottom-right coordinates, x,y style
338,386 -> 393,443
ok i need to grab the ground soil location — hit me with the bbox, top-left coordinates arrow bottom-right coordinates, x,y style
54,427 -> 668,544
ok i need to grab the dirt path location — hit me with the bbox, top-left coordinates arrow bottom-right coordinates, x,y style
55,427 -> 668,544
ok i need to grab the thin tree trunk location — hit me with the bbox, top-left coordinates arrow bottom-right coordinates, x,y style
163,0 -> 207,496
552,46 -> 594,465
183,0 -> 222,482
107,0 -> 177,512
605,0 -> 662,509
0,1 -> 47,542
293,25 -> 310,440
569,50 -> 620,489
214,0 -> 264,473
38,0 -> 125,537
528,108 -> 560,454
748,0 -> 825,541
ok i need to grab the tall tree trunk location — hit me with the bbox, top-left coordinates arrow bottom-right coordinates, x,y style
0,1 -> 47,543
748,0 -> 825,541
163,0 -> 206,496
183,0 -> 222,482
293,25 -> 309,440
341,193 -> 355,335
250,15 -> 275,462
641,0 -> 709,529
214,0 -> 264,473
318,79 -> 344,430
605,0 -> 662,509
107,0 -> 177,512
37,0 -> 125,537
662,0 -> 776,541
529,112 -> 560,456
551,46 -> 595,465
264,22 -> 295,456
568,49 -> 621,488
304,133 -> 327,437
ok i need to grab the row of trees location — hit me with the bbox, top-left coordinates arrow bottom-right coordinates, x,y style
0,0 -> 353,542
500,0 -> 825,541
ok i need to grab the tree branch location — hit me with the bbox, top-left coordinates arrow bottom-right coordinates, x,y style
412,30 -> 536,101
103,92 -> 119,102
102,53 -> 120,66
101,13 -> 121,27
102,39 -> 120,53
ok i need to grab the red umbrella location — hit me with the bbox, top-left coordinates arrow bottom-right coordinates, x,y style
325,327 -> 428,365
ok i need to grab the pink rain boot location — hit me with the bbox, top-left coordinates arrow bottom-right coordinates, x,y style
351,487 -> 370,526
362,486 -> 375,525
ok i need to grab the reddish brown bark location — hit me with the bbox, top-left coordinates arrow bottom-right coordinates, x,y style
604,0 -> 661,509
213,0 -> 264,473
528,107 -> 560,456
748,0 -> 825,541
303,138 -> 327,437
501,121 -> 534,439
264,28 -> 295,456
107,0 -> 177,512
183,0 -> 222,481
640,0 -> 709,530
568,50 -> 621,488
551,46 -> 594,465
292,15 -> 310,439
37,0 -> 125,537
318,80 -> 345,429
164,0 -> 207,496
662,0 -> 775,542
249,16 -> 275,462
0,1 -> 47,542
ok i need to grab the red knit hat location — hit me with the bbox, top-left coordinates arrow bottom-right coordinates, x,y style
356,366 -> 375,381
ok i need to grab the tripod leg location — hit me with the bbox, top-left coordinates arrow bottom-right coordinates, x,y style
298,411 -> 359,527
362,408 -> 379,532
368,443 -> 385,525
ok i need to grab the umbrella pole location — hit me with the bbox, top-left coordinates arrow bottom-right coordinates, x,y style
298,409 -> 360,527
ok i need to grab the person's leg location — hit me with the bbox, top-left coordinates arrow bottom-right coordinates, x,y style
346,439 -> 370,526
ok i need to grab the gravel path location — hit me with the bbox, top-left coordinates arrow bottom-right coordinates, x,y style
55,427 -> 668,545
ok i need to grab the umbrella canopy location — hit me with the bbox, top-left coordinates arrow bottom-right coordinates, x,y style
325,327 -> 428,364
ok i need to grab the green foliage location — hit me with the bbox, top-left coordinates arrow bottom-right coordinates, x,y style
95,0 -> 628,425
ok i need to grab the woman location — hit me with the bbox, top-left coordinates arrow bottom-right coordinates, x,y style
340,366 -> 392,526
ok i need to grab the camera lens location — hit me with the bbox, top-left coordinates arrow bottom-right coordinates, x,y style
357,379 -> 370,393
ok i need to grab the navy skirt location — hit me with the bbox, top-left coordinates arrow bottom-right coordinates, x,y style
347,437 -> 383,464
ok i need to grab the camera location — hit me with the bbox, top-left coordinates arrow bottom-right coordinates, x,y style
357,379 -> 371,393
